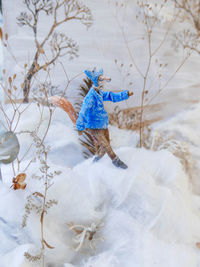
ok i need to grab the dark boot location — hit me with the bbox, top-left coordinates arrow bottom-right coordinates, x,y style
93,156 -> 102,163
112,157 -> 128,169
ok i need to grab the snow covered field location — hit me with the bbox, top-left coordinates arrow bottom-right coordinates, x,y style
1,0 -> 200,266
0,102 -> 200,266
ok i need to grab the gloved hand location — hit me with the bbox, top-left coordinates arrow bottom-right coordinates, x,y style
128,91 -> 134,97
78,131 -> 83,136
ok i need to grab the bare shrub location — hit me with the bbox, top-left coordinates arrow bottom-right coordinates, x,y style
22,131 -> 61,266
109,104 -> 162,131
15,0 -> 93,102
172,0 -> 200,55
112,0 -> 191,146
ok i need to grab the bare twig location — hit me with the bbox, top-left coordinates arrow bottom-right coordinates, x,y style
16,0 -> 93,102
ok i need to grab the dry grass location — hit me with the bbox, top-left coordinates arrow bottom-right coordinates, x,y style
109,103 -> 162,131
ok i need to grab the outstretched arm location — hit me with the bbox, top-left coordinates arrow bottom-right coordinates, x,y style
102,90 -> 133,102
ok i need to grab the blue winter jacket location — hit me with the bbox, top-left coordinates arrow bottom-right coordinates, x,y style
76,87 -> 129,131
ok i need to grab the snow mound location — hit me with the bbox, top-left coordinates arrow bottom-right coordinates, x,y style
1,147 -> 200,267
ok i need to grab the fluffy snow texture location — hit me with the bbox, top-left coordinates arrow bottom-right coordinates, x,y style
1,104 -> 200,267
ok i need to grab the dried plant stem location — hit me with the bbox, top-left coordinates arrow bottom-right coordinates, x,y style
115,15 -> 144,78
58,60 -> 84,97
0,79 -> 51,175
138,2 -> 153,146
114,1 -> 189,146
22,132 -> 59,263
139,57 -> 152,147
40,152 -> 47,267
40,108 -> 52,146
152,11 -> 177,56
11,161 -> 16,177
16,0 -> 92,102
174,0 -> 200,31
147,52 -> 192,105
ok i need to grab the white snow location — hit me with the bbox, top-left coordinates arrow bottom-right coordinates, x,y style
1,103 -> 200,267
1,0 -> 200,266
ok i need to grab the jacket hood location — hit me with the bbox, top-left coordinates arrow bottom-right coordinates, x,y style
84,68 -> 103,87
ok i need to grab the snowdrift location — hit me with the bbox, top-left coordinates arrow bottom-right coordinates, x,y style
1,146 -> 200,267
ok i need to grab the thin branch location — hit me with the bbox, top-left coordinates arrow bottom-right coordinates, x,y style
115,15 -> 144,78
152,10 -> 178,56
39,51 -> 60,71
24,0 -> 35,17
40,108 -> 52,146
147,52 -> 192,105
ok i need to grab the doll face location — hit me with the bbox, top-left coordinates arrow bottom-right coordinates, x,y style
98,75 -> 111,86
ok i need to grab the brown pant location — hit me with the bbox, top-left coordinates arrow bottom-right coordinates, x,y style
87,129 -> 116,160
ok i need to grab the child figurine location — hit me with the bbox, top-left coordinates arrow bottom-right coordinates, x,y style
76,68 -> 133,169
